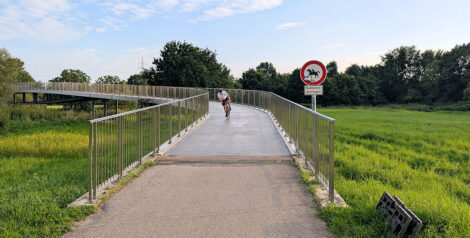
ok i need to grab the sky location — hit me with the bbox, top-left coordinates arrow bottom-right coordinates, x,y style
1,0 -> 470,82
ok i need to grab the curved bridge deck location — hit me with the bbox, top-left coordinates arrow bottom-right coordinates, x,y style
64,102 -> 331,237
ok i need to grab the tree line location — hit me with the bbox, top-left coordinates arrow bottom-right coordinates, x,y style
1,41 -> 469,108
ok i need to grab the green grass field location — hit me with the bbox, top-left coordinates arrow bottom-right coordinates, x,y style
0,105 -> 202,237
0,120 -> 94,237
317,108 -> 470,237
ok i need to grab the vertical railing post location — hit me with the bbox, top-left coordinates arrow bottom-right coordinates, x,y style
288,104 -> 291,142
157,107 -> 160,153
169,104 -> 173,144
152,108 -> 156,156
138,111 -> 142,165
192,98 -> 195,126
88,123 -> 93,202
314,115 -> 319,178
296,108 -> 299,154
118,117 -> 123,179
93,123 -> 97,199
329,120 -> 335,203
248,91 -> 250,106
242,90 -> 244,104
178,101 -> 181,136
185,99 -> 189,132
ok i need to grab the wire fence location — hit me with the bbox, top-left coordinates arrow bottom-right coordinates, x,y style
207,88 -> 335,202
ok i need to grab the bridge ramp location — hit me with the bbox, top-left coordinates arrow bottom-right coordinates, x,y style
64,102 -> 331,238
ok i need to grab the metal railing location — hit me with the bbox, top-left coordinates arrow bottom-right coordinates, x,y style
14,82 -> 204,100
206,88 -> 335,202
14,82 -> 209,202
87,91 -> 209,201
13,82 -> 334,202
89,93 -> 209,201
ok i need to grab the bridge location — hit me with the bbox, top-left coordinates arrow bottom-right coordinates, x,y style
14,82 -> 336,237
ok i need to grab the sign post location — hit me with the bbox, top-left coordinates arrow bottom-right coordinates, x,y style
300,60 -> 327,111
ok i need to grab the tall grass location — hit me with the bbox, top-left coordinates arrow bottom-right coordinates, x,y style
317,109 -> 470,237
0,120 -> 93,237
0,104 -> 90,133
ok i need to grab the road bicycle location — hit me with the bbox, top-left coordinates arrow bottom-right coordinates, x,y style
225,103 -> 231,119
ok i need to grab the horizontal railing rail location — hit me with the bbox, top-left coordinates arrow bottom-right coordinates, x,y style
206,88 -> 335,202
14,82 -> 207,100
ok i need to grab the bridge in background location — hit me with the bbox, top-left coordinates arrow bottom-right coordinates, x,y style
14,82 -> 336,236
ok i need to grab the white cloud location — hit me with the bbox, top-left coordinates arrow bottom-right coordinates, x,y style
0,0 -> 283,41
201,0 -> 282,20
100,1 -> 156,19
276,22 -> 306,30
0,0 -> 82,41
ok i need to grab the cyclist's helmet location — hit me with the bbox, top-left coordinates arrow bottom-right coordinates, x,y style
218,88 -> 223,93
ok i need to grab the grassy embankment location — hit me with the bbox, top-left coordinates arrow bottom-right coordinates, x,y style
0,104 -> 196,237
316,108 -> 470,237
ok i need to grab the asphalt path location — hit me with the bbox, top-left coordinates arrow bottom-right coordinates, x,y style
64,102 -> 331,238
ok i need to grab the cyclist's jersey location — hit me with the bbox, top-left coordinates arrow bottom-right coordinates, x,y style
217,91 -> 229,100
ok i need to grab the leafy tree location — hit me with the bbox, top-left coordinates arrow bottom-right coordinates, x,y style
50,69 -> 91,83
144,41 -> 233,88
320,74 -> 362,106
284,68 -> 309,103
49,69 -> 91,111
379,46 -> 422,103
435,43 -> 470,102
127,73 -> 148,85
0,48 -> 34,101
345,64 -> 362,77
356,74 -> 384,105
239,69 -> 270,91
326,61 -> 339,78
254,62 -> 287,96
96,75 -> 124,84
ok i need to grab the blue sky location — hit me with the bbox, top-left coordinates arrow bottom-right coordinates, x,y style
1,0 -> 470,82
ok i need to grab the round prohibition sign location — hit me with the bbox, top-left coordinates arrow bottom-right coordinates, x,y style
300,60 -> 327,85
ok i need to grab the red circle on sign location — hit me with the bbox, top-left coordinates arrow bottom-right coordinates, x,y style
300,60 -> 327,85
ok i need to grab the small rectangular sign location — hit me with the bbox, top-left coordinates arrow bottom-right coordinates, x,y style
304,85 -> 323,95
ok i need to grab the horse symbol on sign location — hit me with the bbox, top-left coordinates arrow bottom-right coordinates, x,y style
305,69 -> 320,81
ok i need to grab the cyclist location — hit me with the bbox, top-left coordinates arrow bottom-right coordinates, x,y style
217,88 -> 231,117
